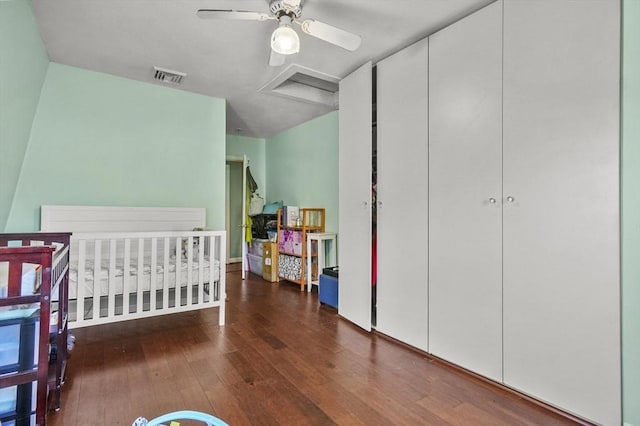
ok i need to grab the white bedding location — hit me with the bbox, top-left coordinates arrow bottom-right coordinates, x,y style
69,256 -> 220,299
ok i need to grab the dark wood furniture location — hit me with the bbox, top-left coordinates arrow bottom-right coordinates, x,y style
0,233 -> 71,425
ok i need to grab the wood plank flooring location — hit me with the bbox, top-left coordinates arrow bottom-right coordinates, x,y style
48,271 -> 580,426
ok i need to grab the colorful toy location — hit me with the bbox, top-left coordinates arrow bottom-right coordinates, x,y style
133,410 -> 228,426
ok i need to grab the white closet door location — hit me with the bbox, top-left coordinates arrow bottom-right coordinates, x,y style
428,1 -> 503,381
338,62 -> 372,331
502,1 -> 620,424
376,39 -> 429,350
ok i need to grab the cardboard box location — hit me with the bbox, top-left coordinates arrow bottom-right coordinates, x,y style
262,242 -> 278,282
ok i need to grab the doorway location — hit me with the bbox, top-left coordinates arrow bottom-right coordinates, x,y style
225,156 -> 247,278
226,162 -> 243,262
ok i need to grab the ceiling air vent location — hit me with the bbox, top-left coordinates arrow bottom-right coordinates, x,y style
259,64 -> 340,108
153,67 -> 186,85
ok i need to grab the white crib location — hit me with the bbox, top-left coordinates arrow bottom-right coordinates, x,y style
40,206 -> 226,328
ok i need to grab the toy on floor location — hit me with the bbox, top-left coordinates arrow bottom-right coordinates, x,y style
133,410 -> 229,426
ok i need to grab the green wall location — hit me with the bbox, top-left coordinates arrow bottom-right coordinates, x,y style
0,0 -> 49,231
266,111 -> 338,233
622,1 -> 640,425
5,63 -> 226,231
226,134 -> 267,198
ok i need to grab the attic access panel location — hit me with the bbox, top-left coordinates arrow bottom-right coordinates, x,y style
259,64 -> 340,107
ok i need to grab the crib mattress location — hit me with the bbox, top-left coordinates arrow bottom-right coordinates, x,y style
69,257 -> 219,299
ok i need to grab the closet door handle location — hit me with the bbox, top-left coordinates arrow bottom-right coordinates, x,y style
506,196 -> 515,203
489,197 -> 497,204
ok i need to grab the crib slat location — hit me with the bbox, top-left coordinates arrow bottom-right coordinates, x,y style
123,239 -> 131,316
206,236 -> 218,303
150,237 -> 158,312
137,238 -> 144,313
198,235 -> 205,305
186,236 -> 193,307
208,236 -> 214,303
77,240 -> 86,325
7,262 -> 23,297
163,237 -> 170,310
175,237 -> 181,307
108,240 -> 117,318
93,240 -> 101,320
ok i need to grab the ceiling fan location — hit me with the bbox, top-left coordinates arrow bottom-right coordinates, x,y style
197,0 -> 362,66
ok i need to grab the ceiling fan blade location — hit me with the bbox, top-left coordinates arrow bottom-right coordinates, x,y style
299,19 -> 361,51
196,9 -> 274,21
269,49 -> 286,67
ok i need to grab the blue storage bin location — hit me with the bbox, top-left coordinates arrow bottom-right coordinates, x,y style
319,274 -> 338,308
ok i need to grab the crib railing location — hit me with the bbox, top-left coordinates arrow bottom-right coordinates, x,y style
70,230 -> 226,328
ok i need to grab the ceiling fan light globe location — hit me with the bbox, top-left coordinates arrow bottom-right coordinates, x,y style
271,25 -> 300,55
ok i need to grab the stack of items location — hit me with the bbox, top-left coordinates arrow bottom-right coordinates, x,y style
278,229 -> 303,255
278,254 -> 302,281
282,206 -> 300,227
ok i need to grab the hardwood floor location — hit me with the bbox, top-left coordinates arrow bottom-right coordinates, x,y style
48,271 -> 580,426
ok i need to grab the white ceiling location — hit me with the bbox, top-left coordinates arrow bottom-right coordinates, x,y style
32,0 -> 494,138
